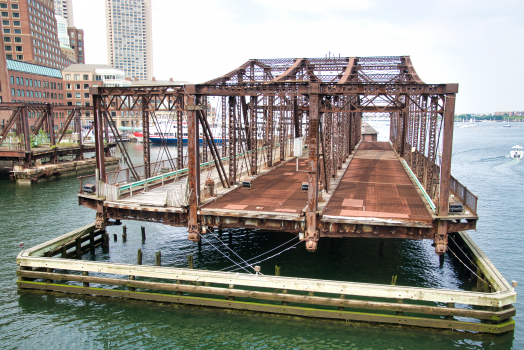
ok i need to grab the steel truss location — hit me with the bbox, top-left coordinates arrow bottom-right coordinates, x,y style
84,56 -> 460,255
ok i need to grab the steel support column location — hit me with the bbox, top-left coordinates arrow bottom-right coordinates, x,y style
187,95 -> 201,242
142,96 -> 151,179
305,88 -> 320,252
93,95 -> 105,181
228,96 -> 237,185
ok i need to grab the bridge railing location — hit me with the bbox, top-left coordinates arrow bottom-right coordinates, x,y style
450,175 -> 478,214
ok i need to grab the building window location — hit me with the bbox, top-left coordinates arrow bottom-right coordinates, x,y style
14,29 -> 21,34
84,93 -> 89,98
75,92 -> 81,98
5,45 -> 11,51
13,21 -> 20,26
2,20 -> 9,26
66,83 -> 71,89
1,12 -> 8,17
17,89 -> 20,96
74,74 -> 79,80
83,83 -> 89,89
66,92 -> 72,98
11,4 -> 18,9
83,74 -> 88,80
16,55 -> 23,60
12,13 -> 19,18
3,37 -> 10,42
3,28 -> 10,34
15,46 -> 22,52
16,77 -> 19,84
75,83 -> 80,89
10,76 -> 13,84
0,4 -> 6,9
64,74 -> 71,80
11,88 -> 14,96
14,37 -> 21,43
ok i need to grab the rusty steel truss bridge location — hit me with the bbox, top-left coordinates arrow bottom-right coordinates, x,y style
2,56 -> 478,255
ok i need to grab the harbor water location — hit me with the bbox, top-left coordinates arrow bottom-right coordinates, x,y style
0,122 -> 522,349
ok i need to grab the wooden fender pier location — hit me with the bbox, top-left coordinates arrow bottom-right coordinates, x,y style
17,223 -> 516,333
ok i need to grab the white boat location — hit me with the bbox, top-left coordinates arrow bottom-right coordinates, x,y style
510,145 -> 523,159
504,124 -> 511,128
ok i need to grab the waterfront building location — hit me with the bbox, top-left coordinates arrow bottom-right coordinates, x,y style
62,64 -> 132,127
105,0 -> 153,81
0,0 -> 74,69
0,59 -> 67,131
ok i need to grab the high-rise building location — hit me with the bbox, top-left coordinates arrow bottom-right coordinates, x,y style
53,0 -> 73,27
67,26 -> 84,64
0,0 -> 74,69
105,0 -> 153,81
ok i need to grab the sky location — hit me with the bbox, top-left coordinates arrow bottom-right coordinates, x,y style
72,0 -> 524,114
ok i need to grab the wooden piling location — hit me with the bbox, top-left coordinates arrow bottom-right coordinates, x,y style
228,284 -> 235,301
75,237 -> 82,259
137,248 -> 143,265
82,271 -> 89,287
129,275 -> 135,291
176,279 -> 183,296
282,289 -> 289,306
275,265 -> 281,276
445,303 -> 455,320
396,299 -> 404,316
188,254 -> 194,269
122,225 -> 127,242
90,231 -> 95,253
338,294 -> 346,311
141,226 -> 146,242
155,251 -> 161,266
46,268 -> 53,284
61,245 -> 67,258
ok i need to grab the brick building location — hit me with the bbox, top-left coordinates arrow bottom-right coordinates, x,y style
0,58 -> 68,131
1,0 -> 74,69
62,64 -> 132,128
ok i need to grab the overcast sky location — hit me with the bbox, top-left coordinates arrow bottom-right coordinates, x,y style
72,0 -> 524,114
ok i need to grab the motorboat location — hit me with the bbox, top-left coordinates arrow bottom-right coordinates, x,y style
510,145 -> 523,159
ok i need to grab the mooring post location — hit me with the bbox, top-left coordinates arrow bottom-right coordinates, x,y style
275,265 -> 281,276
137,248 -> 143,265
122,225 -> 127,242
82,271 -> 89,287
155,251 -> 161,266
439,254 -> 445,268
102,232 -> 109,252
188,254 -> 194,269
141,226 -> 146,242
46,267 -> 53,284
75,237 -> 82,260
61,245 -> 67,258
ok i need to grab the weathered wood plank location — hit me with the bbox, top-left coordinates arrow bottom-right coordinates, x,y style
17,282 -> 515,334
15,256 -> 516,307
19,270 -> 515,321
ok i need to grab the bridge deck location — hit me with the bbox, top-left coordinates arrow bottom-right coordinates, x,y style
202,159 -> 309,216
323,141 -> 433,225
